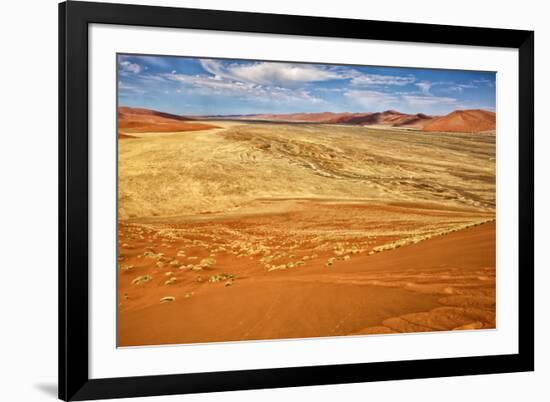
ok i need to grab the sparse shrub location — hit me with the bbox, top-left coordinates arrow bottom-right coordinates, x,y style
132,275 -> 152,285
143,251 -> 164,261
160,296 -> 175,303
209,273 -> 235,283
200,258 -> 216,268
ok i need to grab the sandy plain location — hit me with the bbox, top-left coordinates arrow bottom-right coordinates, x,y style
117,120 -> 496,346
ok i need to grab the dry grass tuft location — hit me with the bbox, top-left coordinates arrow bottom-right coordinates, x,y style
164,277 -> 177,285
159,296 -> 175,303
209,273 -> 236,283
132,275 -> 152,285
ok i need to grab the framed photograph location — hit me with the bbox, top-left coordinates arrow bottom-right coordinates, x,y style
59,1 -> 534,400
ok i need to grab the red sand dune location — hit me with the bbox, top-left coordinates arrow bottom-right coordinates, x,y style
327,110 -> 432,128
118,106 -> 193,122
122,107 -> 496,134
118,132 -> 137,140
247,110 -> 431,128
422,109 -> 496,133
230,109 -> 494,133
117,220 -> 495,346
118,106 -> 218,135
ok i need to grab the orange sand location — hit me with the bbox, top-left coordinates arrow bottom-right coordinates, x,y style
118,208 -> 495,346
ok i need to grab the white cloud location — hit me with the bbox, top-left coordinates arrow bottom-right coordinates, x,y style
199,59 -> 343,86
313,87 -> 344,92
472,78 -> 494,87
118,81 -> 146,94
163,72 -> 323,104
402,95 -> 457,106
344,89 -> 400,109
119,60 -> 141,74
350,74 -> 415,87
199,60 -> 417,89
415,81 -> 432,95
345,89 -> 459,112
446,83 -> 477,93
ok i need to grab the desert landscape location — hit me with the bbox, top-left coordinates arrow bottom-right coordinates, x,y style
117,106 -> 496,346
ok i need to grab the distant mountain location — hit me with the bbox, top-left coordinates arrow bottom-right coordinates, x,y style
218,109 -> 495,133
118,107 -> 496,134
325,110 -> 432,128
422,109 -> 496,133
229,110 -> 432,127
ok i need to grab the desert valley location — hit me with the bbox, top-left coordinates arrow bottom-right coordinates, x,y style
116,105 -> 496,346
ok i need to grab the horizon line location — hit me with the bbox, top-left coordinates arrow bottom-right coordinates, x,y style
118,105 -> 496,118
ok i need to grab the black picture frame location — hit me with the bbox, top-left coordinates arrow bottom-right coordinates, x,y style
59,1 -> 534,400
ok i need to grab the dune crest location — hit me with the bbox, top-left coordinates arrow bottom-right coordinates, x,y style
422,109 -> 496,133
118,106 -> 219,137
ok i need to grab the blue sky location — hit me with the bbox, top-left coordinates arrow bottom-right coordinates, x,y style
118,54 -> 496,116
